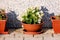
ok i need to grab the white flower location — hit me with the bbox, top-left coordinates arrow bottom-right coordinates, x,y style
39,10 -> 44,17
38,18 -> 41,24
40,13 -> 44,17
40,10 -> 43,13
32,10 -> 35,13
36,12 -> 40,15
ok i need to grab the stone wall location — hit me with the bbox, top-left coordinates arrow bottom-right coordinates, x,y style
0,0 -> 60,28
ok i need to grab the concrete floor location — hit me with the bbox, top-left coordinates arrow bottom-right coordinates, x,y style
0,28 -> 60,40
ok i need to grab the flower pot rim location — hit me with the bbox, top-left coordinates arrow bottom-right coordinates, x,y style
0,20 -> 6,21
22,22 -> 44,25
51,16 -> 60,21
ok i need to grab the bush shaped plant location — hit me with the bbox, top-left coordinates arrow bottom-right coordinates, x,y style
22,7 -> 44,24
0,9 -> 6,20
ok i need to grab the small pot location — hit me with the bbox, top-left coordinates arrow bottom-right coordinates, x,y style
0,14 -> 8,34
22,23 -> 43,32
51,16 -> 60,33
0,20 -> 6,32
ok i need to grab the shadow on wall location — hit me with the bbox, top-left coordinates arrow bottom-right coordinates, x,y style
41,6 -> 55,28
6,11 -> 22,29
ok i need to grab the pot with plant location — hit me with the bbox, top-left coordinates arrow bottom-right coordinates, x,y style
22,7 -> 44,34
0,9 -> 8,34
51,15 -> 60,33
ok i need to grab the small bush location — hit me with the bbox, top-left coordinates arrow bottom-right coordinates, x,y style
22,7 -> 44,24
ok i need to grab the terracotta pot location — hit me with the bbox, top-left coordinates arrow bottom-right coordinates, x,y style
51,16 -> 60,33
0,20 -> 6,32
0,14 -> 8,34
22,23 -> 43,32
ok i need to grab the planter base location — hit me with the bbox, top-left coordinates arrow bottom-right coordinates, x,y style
0,27 -> 8,34
0,32 -> 8,34
23,29 -> 43,35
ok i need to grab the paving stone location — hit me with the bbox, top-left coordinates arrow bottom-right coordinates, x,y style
5,37 -> 15,40
43,29 -> 54,34
24,37 -> 33,40
53,37 -> 60,40
24,37 -> 35,40
34,34 -> 43,38
0,34 -> 14,38
34,34 -> 43,40
14,37 -> 23,40
53,34 -> 60,40
34,33 -> 52,38
35,37 -> 42,40
43,33 -> 53,40
0,37 -> 4,40
0,34 -> 11,38
9,31 -> 16,34
43,33 -> 53,37
9,34 -> 15,37
9,29 -> 23,38
53,34 -> 60,37
15,28 -> 24,34
23,34 -> 33,38
15,33 -> 23,38
5,37 -> 23,40
15,32 -> 33,38
24,37 -> 42,40
44,37 -> 54,40
44,35 -> 53,40
34,37 -> 43,40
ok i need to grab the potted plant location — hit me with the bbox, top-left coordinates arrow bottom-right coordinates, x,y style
22,7 -> 44,34
51,15 -> 60,33
0,9 -> 8,34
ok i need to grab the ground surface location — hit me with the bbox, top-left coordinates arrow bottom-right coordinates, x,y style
0,28 -> 60,40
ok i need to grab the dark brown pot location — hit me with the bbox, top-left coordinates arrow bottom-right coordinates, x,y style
22,23 -> 43,32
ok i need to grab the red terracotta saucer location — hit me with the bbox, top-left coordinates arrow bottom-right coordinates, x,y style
0,32 -> 8,34
0,27 -> 8,34
23,29 -> 43,35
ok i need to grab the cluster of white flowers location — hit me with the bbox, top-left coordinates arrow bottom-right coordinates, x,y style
38,10 -> 44,24
29,7 -> 44,24
23,7 -> 44,24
